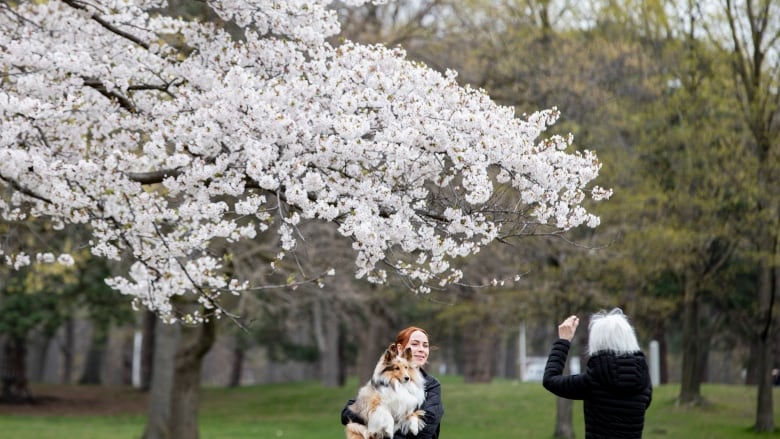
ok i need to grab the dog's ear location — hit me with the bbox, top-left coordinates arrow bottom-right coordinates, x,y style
383,343 -> 397,362
403,346 -> 413,362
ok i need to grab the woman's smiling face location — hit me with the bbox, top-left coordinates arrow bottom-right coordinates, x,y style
402,330 -> 429,366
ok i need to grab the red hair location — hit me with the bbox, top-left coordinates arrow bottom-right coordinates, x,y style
394,326 -> 430,351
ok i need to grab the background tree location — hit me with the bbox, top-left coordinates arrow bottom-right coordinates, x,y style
0,271 -> 61,402
623,4 -> 745,406
712,0 -> 780,431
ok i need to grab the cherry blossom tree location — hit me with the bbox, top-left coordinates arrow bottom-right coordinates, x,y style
0,0 -> 610,325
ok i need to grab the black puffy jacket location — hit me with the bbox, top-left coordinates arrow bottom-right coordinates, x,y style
341,369 -> 443,439
543,339 -> 653,439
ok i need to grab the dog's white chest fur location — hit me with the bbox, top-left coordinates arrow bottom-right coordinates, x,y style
378,379 -> 426,421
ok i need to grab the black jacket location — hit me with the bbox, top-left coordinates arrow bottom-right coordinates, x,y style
341,369 -> 443,439
543,339 -> 653,439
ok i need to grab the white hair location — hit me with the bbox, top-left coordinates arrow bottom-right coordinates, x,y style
587,308 -> 641,356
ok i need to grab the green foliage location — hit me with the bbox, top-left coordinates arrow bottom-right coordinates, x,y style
0,380 -> 778,438
0,253 -> 132,342
0,265 -> 72,338
0,279 -> 61,339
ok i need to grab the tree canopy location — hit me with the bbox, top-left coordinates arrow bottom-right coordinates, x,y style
0,0 -> 609,323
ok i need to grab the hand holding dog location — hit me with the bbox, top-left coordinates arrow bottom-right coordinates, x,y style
558,315 -> 579,341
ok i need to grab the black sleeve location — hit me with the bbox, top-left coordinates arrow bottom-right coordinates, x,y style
542,339 -> 588,400
341,399 -> 364,425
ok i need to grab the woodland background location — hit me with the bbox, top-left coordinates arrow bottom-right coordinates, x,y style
1,0 -> 779,434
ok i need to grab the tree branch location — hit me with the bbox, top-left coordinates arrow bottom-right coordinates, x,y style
82,78 -> 138,114
126,168 -> 183,184
61,0 -> 150,50
0,175 -> 53,204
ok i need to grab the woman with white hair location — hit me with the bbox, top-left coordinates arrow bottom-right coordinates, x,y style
542,308 -> 653,439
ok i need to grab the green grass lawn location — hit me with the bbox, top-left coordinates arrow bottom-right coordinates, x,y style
1,377 -> 779,438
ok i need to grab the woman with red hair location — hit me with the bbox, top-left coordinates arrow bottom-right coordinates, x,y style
341,326 -> 444,439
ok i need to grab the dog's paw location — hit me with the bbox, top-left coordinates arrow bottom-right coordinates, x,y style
404,410 -> 426,435
345,422 -> 369,439
366,425 -> 393,439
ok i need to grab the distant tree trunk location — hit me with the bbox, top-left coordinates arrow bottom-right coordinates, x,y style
1,336 -> 32,402
755,333 -> 774,430
169,317 -> 216,439
678,274 -> 704,405
338,323 -> 348,386
746,334 -> 762,385
313,297 -> 341,387
652,327 -> 669,384
142,320 -> 180,439
61,318 -> 74,384
79,325 -> 107,385
355,299 -> 394,384
141,311 -> 156,391
462,318 -> 495,383
32,334 -> 52,382
753,262 -> 775,432
554,397 -> 574,439
445,332 -> 458,375
495,331 -> 508,378
228,336 -> 244,388
355,318 -> 382,384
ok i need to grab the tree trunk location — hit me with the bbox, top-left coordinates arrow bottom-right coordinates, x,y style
313,297 -> 341,387
141,310 -> 157,391
651,324 -> 669,384
554,397 -> 574,439
169,317 -> 216,439
659,332 -> 669,385
495,331 -> 508,378
462,319 -> 495,383
142,320 -> 180,439
1,336 -> 32,402
228,336 -> 244,388
79,325 -> 107,385
61,318 -> 74,384
755,334 -> 774,432
678,274 -> 703,405
32,334 -> 52,382
753,262 -> 775,432
141,314 -> 217,439
355,322 -> 378,385
354,300 -> 394,384
338,322 -> 347,386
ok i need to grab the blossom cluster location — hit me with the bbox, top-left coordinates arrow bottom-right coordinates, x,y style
0,0 -> 609,322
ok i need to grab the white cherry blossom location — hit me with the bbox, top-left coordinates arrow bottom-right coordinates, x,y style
0,0 -> 610,323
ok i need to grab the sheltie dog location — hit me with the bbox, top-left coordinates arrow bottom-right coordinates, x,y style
345,344 -> 426,439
